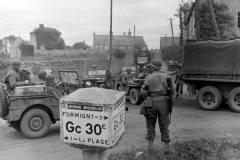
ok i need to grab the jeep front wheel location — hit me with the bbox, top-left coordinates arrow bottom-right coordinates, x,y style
129,88 -> 141,105
20,108 -> 51,139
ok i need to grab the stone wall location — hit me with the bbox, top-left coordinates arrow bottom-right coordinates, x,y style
23,59 -> 109,80
0,49 -> 135,81
34,49 -> 106,56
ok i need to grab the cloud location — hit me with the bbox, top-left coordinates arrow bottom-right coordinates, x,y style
0,0 -> 180,48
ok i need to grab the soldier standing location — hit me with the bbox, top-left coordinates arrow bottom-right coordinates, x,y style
140,59 -> 173,154
175,65 -> 183,97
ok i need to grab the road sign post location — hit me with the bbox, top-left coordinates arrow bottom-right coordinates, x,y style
60,88 -> 126,160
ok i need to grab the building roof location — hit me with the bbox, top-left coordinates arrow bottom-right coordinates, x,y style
94,34 -> 147,47
160,37 -> 180,49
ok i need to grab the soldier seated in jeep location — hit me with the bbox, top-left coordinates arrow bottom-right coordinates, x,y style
4,60 -> 35,90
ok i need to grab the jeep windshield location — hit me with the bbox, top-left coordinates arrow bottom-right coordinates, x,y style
58,70 -> 80,85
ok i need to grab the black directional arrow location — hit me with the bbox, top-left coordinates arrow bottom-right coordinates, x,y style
103,116 -> 108,120
64,136 -> 69,140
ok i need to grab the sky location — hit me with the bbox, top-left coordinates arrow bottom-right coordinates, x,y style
0,0 -> 181,49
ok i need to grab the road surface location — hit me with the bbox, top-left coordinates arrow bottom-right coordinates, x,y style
0,96 -> 240,160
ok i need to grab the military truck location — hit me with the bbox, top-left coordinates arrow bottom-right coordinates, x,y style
0,84 -> 61,138
181,39 -> 240,112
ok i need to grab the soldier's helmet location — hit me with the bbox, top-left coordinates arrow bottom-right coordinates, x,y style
38,70 -> 47,80
45,74 -> 55,82
150,59 -> 162,70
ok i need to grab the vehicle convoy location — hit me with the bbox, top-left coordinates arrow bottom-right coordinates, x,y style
0,84 -> 61,138
118,49 -> 150,105
181,39 -> 240,112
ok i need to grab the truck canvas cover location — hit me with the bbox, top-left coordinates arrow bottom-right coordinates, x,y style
182,39 -> 240,75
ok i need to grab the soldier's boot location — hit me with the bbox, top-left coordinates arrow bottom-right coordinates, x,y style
163,142 -> 171,154
148,140 -> 154,150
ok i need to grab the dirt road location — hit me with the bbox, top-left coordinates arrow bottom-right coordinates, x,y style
0,96 -> 240,160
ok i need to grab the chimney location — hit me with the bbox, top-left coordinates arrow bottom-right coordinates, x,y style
39,24 -> 44,28
128,29 -> 131,36
124,32 -> 126,36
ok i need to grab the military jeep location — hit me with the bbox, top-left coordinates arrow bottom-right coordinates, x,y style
0,84 -> 61,139
83,69 -> 108,88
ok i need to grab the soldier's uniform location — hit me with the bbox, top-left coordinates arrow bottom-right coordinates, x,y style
140,59 -> 173,152
5,60 -> 30,90
175,65 -> 183,97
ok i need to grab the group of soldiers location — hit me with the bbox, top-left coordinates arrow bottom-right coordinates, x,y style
4,59 -> 183,154
4,60 -> 58,91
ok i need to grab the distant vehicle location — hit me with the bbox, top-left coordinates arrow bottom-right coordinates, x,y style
0,85 -> 61,138
168,59 -> 179,72
181,39 -> 240,112
127,75 -> 146,105
116,66 -> 149,105
83,69 -> 109,88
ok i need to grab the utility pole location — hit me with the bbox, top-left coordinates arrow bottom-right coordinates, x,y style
169,18 -> 175,47
207,0 -> 220,40
133,24 -> 136,65
109,0 -> 113,73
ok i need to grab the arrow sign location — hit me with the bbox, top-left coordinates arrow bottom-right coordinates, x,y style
64,136 -> 69,140
103,116 -> 108,120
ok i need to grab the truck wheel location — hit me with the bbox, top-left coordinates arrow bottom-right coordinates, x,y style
228,87 -> 240,113
129,88 -> 141,105
0,87 -> 8,117
198,86 -> 222,111
20,108 -> 51,139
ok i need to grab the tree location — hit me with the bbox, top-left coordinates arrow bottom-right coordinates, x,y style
176,0 -> 193,45
33,26 -> 65,50
161,46 -> 183,63
195,1 -> 237,40
56,38 -> 65,49
65,45 -> 72,49
19,42 -> 34,56
72,41 -> 89,50
113,49 -> 127,59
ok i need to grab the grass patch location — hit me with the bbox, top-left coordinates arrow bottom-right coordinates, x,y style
108,138 -> 240,160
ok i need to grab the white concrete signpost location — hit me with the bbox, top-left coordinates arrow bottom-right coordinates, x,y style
60,87 -> 126,160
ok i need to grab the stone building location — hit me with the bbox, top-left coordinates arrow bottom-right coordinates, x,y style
93,31 -> 147,50
184,0 -> 240,40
